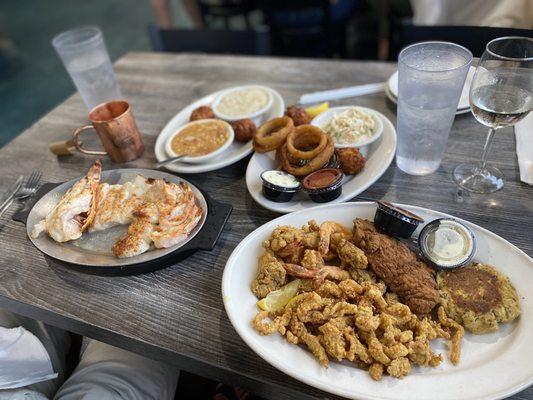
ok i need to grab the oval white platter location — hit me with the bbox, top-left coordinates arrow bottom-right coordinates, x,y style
246,109 -> 396,214
155,86 -> 284,174
222,202 -> 532,400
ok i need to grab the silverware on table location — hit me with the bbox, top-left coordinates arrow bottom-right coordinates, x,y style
0,176 -> 24,216
154,154 -> 187,169
0,171 -> 42,219
298,82 -> 385,104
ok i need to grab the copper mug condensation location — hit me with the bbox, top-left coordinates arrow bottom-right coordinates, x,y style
72,100 -> 144,163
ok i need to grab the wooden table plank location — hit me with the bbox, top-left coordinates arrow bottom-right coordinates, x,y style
0,53 -> 531,400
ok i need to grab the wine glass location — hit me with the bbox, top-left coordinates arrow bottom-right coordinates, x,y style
453,36 -> 533,193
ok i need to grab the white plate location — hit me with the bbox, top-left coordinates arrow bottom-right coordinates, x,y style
222,202 -> 533,400
155,87 -> 284,174
311,106 -> 384,148
387,66 -> 476,112
246,110 -> 396,213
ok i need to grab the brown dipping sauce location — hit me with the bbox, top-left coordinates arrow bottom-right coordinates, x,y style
303,168 -> 342,190
378,200 -> 424,222
171,120 -> 228,157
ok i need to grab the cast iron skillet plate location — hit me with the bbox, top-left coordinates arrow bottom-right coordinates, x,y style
26,168 -> 207,267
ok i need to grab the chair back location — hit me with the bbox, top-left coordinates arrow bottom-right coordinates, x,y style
197,0 -> 256,29
390,21 -> 533,60
256,0 -> 334,57
148,26 -> 270,55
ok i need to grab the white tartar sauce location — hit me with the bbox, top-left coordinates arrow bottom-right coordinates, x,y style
424,221 -> 474,267
262,170 -> 299,188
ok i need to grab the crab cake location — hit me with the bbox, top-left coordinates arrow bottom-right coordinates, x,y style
437,263 -> 520,334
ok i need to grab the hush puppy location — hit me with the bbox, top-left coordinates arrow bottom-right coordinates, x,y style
337,148 -> 366,175
190,105 -> 215,121
231,118 -> 256,142
284,105 -> 311,126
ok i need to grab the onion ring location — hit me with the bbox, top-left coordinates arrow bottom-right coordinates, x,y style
281,136 -> 335,177
253,116 -> 294,153
286,125 -> 328,160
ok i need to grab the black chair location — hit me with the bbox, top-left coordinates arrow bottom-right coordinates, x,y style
257,0 -> 356,58
148,25 -> 270,55
389,21 -> 533,60
198,0 -> 256,29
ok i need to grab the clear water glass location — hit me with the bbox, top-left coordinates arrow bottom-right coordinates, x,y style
52,26 -> 122,110
396,41 -> 473,175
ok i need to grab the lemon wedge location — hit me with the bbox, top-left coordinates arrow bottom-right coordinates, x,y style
305,102 -> 329,118
257,279 -> 301,312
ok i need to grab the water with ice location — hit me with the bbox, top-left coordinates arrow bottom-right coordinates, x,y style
396,48 -> 471,175
66,52 -> 122,109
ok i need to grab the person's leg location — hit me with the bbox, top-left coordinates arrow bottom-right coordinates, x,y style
182,0 -> 206,28
54,339 -> 178,400
149,0 -> 174,28
0,309 -> 71,398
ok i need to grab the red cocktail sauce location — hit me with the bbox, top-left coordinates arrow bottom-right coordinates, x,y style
303,168 -> 342,190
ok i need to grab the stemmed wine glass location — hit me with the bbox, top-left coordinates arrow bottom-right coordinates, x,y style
453,36 -> 533,193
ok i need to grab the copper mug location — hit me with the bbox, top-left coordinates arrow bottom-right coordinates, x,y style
72,100 -> 144,163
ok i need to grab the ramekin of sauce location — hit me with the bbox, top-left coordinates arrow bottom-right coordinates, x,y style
165,119 -> 234,163
418,218 -> 476,269
302,168 -> 343,203
374,200 -> 424,238
261,170 -> 300,202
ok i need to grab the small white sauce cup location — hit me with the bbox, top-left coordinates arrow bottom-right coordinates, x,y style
212,85 -> 274,125
311,106 -> 383,149
165,119 -> 234,164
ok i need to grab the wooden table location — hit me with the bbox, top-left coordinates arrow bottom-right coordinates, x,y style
0,53 -> 531,400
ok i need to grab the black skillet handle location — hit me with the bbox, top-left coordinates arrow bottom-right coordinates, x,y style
12,182 -> 60,225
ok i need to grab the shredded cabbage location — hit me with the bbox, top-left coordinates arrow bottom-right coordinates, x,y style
324,107 -> 376,145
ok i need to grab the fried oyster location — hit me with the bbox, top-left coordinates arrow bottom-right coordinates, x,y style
251,220 -> 464,381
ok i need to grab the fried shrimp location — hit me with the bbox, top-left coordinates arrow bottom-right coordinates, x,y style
318,221 -> 352,255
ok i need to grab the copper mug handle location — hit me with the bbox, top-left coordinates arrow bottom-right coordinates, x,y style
72,125 -> 108,155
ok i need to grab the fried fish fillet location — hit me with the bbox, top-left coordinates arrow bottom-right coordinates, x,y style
437,263 -> 521,334
352,218 -> 439,314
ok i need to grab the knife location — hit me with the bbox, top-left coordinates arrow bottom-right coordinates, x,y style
299,82 -> 386,105
0,176 -> 23,215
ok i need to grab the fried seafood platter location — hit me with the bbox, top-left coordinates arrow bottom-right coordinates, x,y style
245,107 -> 397,213
222,202 -> 533,400
27,164 -> 207,268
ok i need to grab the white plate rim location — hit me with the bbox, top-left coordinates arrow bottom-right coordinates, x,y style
155,87 -> 285,174
245,109 -> 397,213
222,201 -> 533,400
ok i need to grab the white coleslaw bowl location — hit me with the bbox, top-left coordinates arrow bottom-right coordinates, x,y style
311,106 -> 383,148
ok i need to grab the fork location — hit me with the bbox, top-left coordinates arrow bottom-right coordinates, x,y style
0,171 -> 42,218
